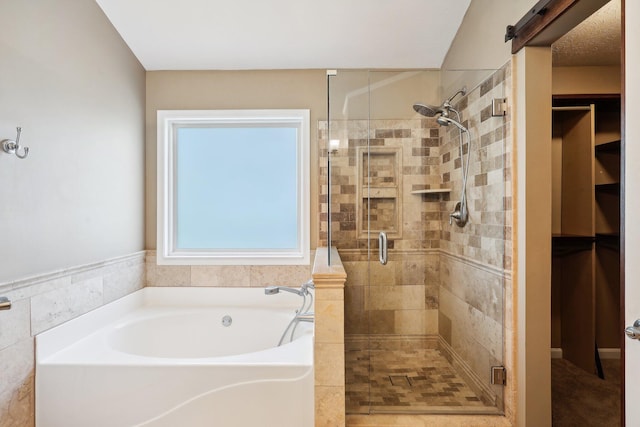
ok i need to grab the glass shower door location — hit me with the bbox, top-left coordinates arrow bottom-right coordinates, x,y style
324,68 -> 507,415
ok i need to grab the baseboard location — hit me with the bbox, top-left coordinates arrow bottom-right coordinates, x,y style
598,348 -> 621,360
551,347 -> 620,360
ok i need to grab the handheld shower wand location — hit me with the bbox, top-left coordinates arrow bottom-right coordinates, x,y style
413,87 -> 471,227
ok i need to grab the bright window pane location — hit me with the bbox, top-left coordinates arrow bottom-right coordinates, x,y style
157,109 -> 309,265
175,126 -> 298,250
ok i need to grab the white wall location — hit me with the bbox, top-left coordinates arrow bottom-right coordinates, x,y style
442,0 -> 533,71
440,0 -> 533,94
0,0 -> 146,283
145,70 -> 326,250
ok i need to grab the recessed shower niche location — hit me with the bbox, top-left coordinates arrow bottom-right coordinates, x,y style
357,147 -> 402,239
320,68 -> 510,416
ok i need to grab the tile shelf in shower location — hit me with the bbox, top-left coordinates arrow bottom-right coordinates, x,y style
410,188 -> 452,195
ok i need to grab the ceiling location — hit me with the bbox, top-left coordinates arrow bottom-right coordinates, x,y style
552,0 -> 621,66
95,0 -> 471,71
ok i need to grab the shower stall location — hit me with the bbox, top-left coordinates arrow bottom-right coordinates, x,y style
320,69 -> 510,415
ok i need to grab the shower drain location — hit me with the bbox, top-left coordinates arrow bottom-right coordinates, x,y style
389,375 -> 413,387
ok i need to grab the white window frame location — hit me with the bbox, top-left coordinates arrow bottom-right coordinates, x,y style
157,109 -> 310,265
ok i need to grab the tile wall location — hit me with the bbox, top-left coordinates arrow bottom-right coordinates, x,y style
145,250 -> 315,288
439,64 -> 511,269
438,63 -> 512,411
0,252 -> 145,427
319,118 -> 445,339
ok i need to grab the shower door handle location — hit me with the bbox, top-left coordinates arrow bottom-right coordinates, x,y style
379,231 -> 388,265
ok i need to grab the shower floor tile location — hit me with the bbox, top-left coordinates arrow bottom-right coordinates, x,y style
346,348 -> 495,414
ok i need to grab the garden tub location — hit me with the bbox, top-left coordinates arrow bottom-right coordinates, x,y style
35,287 -> 314,427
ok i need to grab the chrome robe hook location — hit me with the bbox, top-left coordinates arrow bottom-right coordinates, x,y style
2,127 -> 29,159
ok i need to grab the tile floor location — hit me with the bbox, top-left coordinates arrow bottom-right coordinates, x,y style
346,347 -> 498,414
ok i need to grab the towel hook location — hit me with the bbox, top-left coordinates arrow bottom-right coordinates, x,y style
2,127 -> 29,159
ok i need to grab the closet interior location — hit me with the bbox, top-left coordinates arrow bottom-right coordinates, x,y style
551,96 -> 621,376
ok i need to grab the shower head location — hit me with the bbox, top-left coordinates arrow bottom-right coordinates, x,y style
437,116 -> 468,132
413,86 -> 467,118
413,103 -> 443,117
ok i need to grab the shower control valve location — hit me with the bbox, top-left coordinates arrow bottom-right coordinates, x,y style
449,201 -> 469,227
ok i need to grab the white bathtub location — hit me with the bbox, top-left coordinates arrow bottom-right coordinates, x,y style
35,287 -> 314,427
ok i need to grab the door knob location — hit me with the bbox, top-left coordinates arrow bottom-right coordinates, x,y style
625,319 -> 640,340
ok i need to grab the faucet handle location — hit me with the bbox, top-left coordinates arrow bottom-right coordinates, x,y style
449,210 -> 461,225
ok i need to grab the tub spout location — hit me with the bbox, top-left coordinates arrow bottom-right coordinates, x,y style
265,280 -> 314,297
264,286 -> 305,296
264,286 -> 280,295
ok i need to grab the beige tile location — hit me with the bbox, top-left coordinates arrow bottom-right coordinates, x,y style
315,386 -> 345,427
145,257 -> 157,286
315,299 -> 344,344
366,285 -> 424,310
316,288 -> 344,301
315,343 -> 345,387
343,261 -> 367,287
153,265 -> 191,287
396,258 -> 427,286
368,261 -> 396,286
394,309 -> 425,335
424,309 -> 438,334
190,265 -> 251,287
0,339 -> 34,427
369,310 -> 395,334
346,414 -> 511,427
249,265 -> 312,288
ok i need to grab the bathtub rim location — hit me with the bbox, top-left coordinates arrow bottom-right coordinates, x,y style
36,286 -> 314,366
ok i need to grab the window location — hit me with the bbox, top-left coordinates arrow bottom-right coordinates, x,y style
157,109 -> 310,265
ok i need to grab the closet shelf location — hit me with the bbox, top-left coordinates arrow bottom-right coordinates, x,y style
595,182 -> 620,193
551,234 -> 595,245
595,139 -> 621,153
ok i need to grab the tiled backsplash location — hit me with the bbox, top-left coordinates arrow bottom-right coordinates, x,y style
145,250 -> 315,288
0,252 -> 145,427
